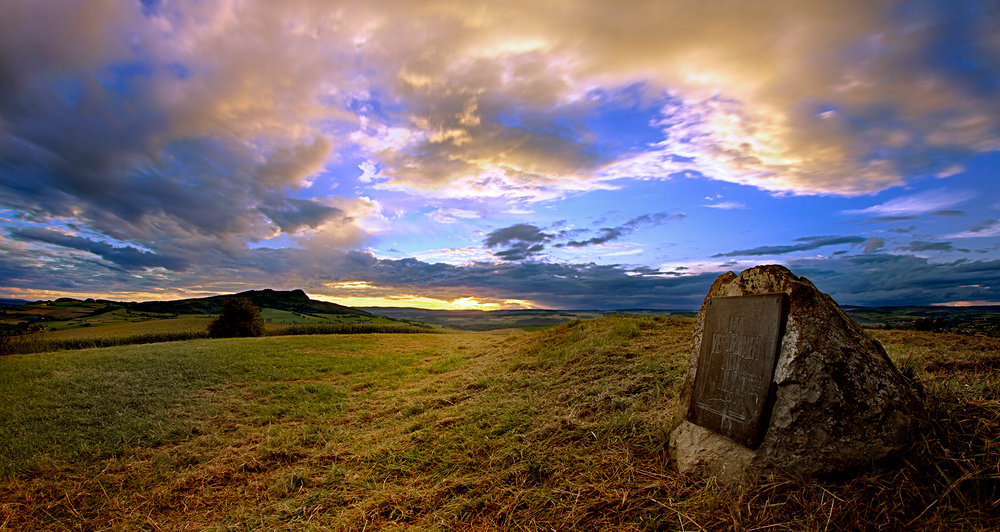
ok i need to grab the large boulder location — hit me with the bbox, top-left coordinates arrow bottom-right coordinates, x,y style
668,265 -> 923,482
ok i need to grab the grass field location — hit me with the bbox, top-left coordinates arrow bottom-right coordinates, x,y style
1,316 -> 997,530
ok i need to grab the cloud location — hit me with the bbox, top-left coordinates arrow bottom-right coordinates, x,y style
428,207 -> 482,224
862,237 -> 885,253
10,227 -> 189,271
481,214 -> 683,260
866,216 -> 919,224
932,210 -> 966,217
6,226 -> 1000,310
483,223 -> 553,261
786,254 -> 1000,307
562,228 -> 625,248
843,190 -> 975,217
950,219 -> 1000,238
484,224 -> 552,247
4,1 -> 999,213
0,0 -> 369,259
703,202 -> 746,210
898,240 -> 969,253
258,198 -> 347,234
556,212 -> 682,248
713,236 -> 867,257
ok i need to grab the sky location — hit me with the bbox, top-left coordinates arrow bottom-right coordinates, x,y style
2,0 -> 1000,310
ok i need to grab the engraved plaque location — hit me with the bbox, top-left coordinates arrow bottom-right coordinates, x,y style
687,293 -> 787,449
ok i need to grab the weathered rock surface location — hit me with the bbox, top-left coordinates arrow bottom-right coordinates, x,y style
669,265 -> 924,482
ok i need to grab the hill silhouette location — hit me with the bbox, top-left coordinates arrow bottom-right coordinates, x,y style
128,289 -> 373,317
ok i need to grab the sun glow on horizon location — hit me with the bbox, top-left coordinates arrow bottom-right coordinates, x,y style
309,293 -> 535,310
932,300 -> 1000,307
0,287 -> 223,303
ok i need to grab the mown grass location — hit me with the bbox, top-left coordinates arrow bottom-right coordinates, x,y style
0,317 -> 997,530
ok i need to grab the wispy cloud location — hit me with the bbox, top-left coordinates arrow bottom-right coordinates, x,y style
703,202 -> 746,210
950,220 -> 1000,239
428,208 -> 482,224
843,190 -> 974,217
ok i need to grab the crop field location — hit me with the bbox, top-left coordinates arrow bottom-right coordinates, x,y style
40,317 -> 212,341
1,316 -> 998,531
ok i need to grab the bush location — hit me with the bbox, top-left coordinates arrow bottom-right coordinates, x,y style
207,298 -> 265,338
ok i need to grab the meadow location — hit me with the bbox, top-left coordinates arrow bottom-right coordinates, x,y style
0,316 -> 997,530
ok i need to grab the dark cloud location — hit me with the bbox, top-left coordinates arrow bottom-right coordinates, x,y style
484,224 -> 553,261
899,240 -> 969,253
625,213 -> 683,226
932,210 -> 965,217
493,244 -> 546,261
10,227 -> 189,271
966,219 -> 998,234
484,224 -> 552,247
866,216 -> 919,223
556,212 -> 682,248
562,227 -> 624,248
5,229 -> 1000,309
258,198 -> 346,234
787,254 -> 1000,307
713,236 -> 866,257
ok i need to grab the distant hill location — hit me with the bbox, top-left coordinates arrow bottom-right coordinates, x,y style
0,289 -> 376,333
360,307 -> 698,331
129,289 -> 374,318
842,305 -> 1000,336
0,299 -> 30,307
362,305 -> 1000,335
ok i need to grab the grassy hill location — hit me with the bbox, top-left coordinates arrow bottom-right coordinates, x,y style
130,288 -> 374,318
0,290 -> 429,356
0,289 -> 375,332
1,316 -> 997,530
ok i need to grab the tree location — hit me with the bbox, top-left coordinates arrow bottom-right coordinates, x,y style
208,298 -> 266,338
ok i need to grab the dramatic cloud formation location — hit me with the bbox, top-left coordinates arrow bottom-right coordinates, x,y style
2,0 -> 1000,308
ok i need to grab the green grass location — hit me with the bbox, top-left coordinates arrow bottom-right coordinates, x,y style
0,317 -> 997,531
0,335 -> 426,477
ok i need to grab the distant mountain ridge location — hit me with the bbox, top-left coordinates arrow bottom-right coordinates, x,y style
129,289 -> 374,317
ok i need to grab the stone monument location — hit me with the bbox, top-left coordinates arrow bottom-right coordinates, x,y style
668,265 -> 923,482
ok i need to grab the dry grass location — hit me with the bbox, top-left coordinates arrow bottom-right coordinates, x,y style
1,317 -> 997,530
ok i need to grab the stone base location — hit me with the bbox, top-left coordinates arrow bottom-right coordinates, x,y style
669,420 -> 755,483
